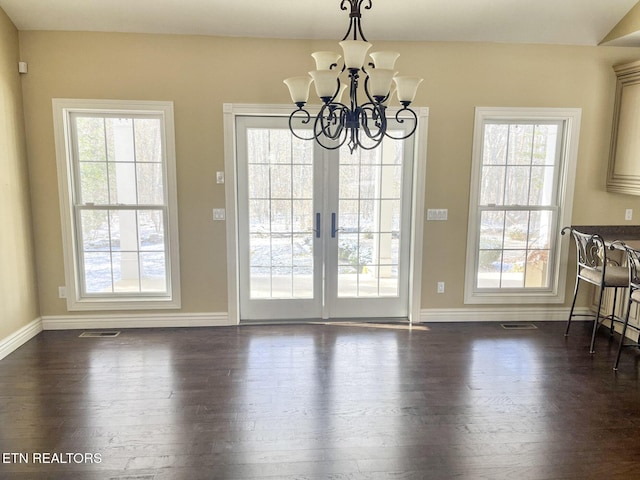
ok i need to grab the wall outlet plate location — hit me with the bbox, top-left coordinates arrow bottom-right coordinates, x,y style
213,208 -> 226,221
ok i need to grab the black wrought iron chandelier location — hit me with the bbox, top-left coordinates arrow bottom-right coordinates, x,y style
283,0 -> 423,153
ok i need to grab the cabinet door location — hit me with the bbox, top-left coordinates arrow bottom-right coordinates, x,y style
607,60 -> 640,195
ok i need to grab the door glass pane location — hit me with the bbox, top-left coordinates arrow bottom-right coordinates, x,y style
337,138 -> 404,298
246,128 -> 314,299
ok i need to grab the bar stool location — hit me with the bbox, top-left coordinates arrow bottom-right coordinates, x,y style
614,243 -> 640,371
562,227 -> 629,353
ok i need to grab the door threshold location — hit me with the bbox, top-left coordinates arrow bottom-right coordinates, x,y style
239,318 -> 429,331
239,317 -> 410,326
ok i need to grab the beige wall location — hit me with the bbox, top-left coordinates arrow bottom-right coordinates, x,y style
16,30 -> 640,318
0,9 -> 39,340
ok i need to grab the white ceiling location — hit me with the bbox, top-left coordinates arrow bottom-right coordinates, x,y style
0,0 -> 638,46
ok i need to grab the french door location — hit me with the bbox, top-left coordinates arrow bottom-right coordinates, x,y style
236,115 -> 414,321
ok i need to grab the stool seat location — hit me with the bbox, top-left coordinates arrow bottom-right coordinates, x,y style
579,265 -> 628,286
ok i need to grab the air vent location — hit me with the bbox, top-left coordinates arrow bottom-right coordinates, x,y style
79,331 -> 121,338
501,323 -> 537,330
108,476 -> 154,480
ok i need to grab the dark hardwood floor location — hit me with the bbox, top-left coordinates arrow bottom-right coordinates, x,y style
2,321 -> 640,479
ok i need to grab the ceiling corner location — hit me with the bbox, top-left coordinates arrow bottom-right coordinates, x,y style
600,0 -> 640,46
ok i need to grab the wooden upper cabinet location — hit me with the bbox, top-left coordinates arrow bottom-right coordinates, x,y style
608,60 -> 640,195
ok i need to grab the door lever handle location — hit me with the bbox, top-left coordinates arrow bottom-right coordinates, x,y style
331,213 -> 342,238
314,213 -> 321,238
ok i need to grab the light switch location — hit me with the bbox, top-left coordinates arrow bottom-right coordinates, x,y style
427,209 -> 448,221
216,171 -> 225,184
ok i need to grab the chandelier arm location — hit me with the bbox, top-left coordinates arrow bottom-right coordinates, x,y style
359,103 -> 386,141
350,114 -> 384,152
314,110 -> 349,150
384,107 -> 419,140
311,104 -> 349,150
288,108 -> 316,141
340,0 -> 372,41
316,103 -> 347,140
355,136 -> 384,151
315,133 -> 349,150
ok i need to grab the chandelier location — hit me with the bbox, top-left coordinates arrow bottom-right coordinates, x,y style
283,0 -> 423,153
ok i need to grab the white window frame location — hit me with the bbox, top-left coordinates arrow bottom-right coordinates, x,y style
464,107 -> 581,304
53,99 -> 181,310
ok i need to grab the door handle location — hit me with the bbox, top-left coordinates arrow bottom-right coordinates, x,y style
331,213 -> 342,238
314,213 -> 321,238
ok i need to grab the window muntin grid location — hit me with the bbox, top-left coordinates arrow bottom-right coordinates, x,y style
476,121 -> 562,290
337,136 -> 405,298
70,113 -> 170,296
246,128 -> 315,299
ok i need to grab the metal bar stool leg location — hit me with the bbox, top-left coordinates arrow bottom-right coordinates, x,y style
565,279 -> 580,337
590,285 -> 606,354
609,287 -> 619,335
614,299 -> 632,371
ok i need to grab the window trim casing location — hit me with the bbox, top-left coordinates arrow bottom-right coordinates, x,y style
53,99 -> 181,310
464,107 -> 581,305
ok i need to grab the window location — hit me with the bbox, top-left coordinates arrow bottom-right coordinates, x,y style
465,107 -> 581,304
53,100 -> 180,310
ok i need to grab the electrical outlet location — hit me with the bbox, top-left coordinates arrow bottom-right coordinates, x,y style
625,208 -> 633,221
437,281 -> 445,294
58,286 -> 66,298
216,171 -> 225,184
213,208 -> 226,221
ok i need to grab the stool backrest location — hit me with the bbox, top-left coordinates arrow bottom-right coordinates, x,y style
562,227 -> 605,270
624,246 -> 640,291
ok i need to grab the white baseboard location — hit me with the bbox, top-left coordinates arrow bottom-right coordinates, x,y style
0,318 -> 43,361
41,312 -> 234,330
0,308 -> 588,360
419,306 -> 589,323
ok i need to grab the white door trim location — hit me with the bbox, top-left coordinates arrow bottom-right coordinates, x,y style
222,103 -> 429,324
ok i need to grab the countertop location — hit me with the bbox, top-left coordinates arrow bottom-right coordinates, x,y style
571,225 -> 640,240
570,225 -> 640,250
